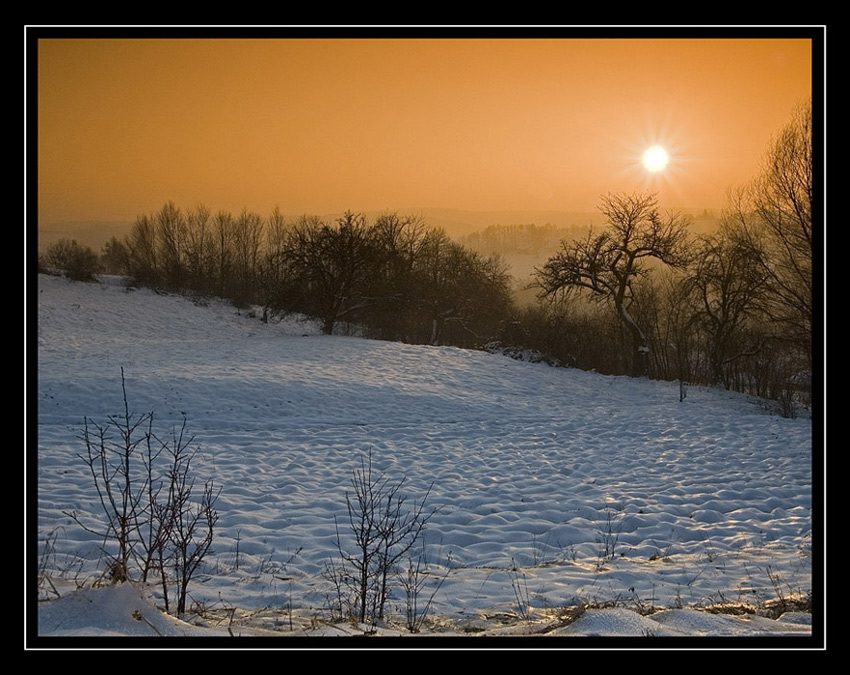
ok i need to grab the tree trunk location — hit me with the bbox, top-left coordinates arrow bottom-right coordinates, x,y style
633,343 -> 650,378
618,302 -> 650,378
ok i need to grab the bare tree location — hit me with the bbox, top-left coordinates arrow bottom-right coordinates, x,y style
632,270 -> 700,385
212,209 -> 237,298
231,207 -> 264,306
124,213 -> 159,286
69,408 -> 151,583
63,370 -> 219,617
330,451 -> 437,625
687,226 -> 771,387
100,236 -> 130,276
156,425 -> 220,616
265,206 -> 290,254
366,213 -> 430,342
155,201 -> 188,290
278,212 -> 376,334
258,206 -> 291,319
184,203 -> 214,295
536,192 -> 691,377
728,98 -> 814,369
414,229 -> 513,347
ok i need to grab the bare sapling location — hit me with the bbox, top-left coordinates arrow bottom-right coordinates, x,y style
62,369 -> 220,618
330,449 -> 437,626
66,371 -> 155,583
153,420 -> 220,615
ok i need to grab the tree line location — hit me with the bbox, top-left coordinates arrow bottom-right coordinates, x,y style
39,99 -> 813,413
81,208 -> 515,349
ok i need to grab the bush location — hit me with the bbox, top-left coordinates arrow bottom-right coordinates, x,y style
44,238 -> 101,281
63,369 -> 220,616
324,450 -> 437,626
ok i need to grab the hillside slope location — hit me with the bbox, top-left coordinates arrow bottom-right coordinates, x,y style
33,273 -> 814,638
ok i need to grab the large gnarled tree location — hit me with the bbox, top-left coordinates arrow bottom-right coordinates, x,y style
536,192 -> 691,377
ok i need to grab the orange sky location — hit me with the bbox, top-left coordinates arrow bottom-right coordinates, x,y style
34,32 -> 815,227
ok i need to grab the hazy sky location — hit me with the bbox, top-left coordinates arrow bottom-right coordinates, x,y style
34,32 -> 815,226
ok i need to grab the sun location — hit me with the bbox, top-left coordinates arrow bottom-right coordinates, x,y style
642,145 -> 669,173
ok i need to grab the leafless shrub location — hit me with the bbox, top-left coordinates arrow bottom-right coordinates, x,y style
509,558 -> 533,623
327,449 -> 437,626
63,369 -> 220,617
596,503 -> 626,568
400,552 -> 453,633
37,528 -> 64,599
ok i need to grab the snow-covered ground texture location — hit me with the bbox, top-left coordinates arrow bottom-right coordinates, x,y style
32,273 -> 817,645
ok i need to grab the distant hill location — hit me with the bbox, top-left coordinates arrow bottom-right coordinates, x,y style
411,208 -> 601,237
34,207 -> 720,255
35,220 -> 136,254
34,208 -> 601,255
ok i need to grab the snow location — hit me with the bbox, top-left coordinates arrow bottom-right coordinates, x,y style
30,273 -> 819,647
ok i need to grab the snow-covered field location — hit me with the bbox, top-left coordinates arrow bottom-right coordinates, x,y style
31,273 -> 819,646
